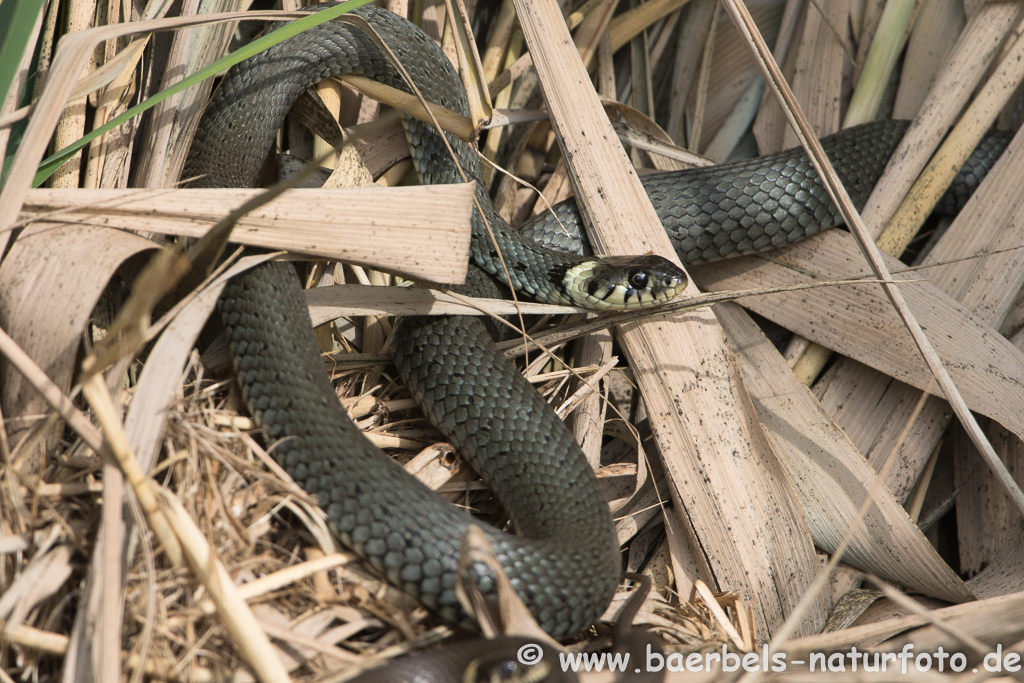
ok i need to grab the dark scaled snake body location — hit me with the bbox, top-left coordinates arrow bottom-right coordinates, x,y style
184,3 -> 1008,643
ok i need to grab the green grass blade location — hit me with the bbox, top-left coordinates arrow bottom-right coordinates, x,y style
0,0 -> 45,110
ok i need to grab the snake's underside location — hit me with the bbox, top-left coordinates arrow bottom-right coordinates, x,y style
185,4 -> 1008,637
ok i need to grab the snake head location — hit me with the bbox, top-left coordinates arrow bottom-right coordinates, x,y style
565,255 -> 688,310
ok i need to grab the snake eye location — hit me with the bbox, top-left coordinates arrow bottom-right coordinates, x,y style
629,270 -> 649,290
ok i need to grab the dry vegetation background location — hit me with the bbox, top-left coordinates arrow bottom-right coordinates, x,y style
3,0 -> 1024,680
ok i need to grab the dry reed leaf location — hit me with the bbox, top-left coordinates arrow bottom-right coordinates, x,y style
611,119 -> 711,166
768,0 -> 858,377
134,0 -> 249,188
346,115 -> 412,177
953,424 -> 1022,581
741,0 -> 850,389
966,520 -> 1024,599
696,1 -> 1024,475
953,335 -> 1024,598
626,18 -> 655,155
0,223 -> 155,429
769,0 -> 847,148
604,100 -> 689,171
18,185 -> 473,282
954,413 -> 1019,593
305,284 -> 579,324
0,544 -> 73,632
782,589 -> 1024,657
767,0 -> 905,384
513,0 -> 823,639
704,0 -> 807,163
704,0 -> 785,151
872,596 -> 1024,667
891,0 -> 964,120
665,0 -> 715,145
716,302 -> 971,604
694,233 -> 1024,445
750,0 -> 802,154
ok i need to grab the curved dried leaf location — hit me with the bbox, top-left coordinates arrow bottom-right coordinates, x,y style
717,303 -> 972,604
0,223 -> 155,427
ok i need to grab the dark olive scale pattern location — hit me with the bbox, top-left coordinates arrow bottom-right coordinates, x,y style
521,121 -> 1011,260
188,4 -> 618,636
186,4 -> 1007,636
218,263 -> 617,634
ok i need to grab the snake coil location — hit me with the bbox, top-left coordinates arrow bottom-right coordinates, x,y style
186,3 -> 1008,637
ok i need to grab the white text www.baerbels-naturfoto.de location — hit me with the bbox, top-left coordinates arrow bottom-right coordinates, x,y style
517,643 -> 1020,676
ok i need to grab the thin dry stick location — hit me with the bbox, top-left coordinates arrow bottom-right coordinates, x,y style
496,278 -> 897,359
719,0 -> 1024,520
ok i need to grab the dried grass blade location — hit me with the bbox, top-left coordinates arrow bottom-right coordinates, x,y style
157,492 -> 291,683
18,186 -> 473,282
0,223 -> 155,427
511,0 -> 823,638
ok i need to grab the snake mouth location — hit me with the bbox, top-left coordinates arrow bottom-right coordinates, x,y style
563,255 -> 688,310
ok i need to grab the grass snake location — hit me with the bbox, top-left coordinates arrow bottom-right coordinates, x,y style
183,3 -> 1007,639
